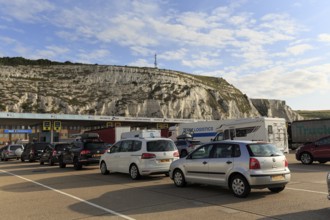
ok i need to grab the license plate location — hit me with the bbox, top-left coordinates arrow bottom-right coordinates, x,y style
271,175 -> 285,181
159,159 -> 170,163
93,154 -> 101,158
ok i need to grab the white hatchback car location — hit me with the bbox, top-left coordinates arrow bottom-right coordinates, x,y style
169,140 -> 291,198
99,137 -> 179,179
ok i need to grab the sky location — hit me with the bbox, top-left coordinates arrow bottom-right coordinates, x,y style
0,0 -> 330,111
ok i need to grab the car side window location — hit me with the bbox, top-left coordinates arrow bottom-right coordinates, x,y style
110,142 -> 121,153
120,140 -> 133,152
316,137 -> 330,145
132,141 -> 142,152
211,144 -> 238,158
190,144 -> 213,159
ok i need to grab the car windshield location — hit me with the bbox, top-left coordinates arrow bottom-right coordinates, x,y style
248,144 -> 283,157
85,142 -> 107,150
147,140 -> 176,152
9,145 -> 23,150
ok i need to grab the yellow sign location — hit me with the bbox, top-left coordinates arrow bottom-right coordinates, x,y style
54,121 -> 61,131
43,121 -> 51,131
157,123 -> 168,129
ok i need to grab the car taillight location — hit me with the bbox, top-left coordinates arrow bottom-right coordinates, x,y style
80,150 -> 91,155
173,150 -> 179,157
52,150 -> 57,156
285,158 -> 288,167
141,153 -> 156,159
249,158 -> 261,169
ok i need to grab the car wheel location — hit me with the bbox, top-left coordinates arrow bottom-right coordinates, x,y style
59,158 -> 66,168
129,164 -> 140,180
21,156 -> 25,162
173,169 -> 186,187
28,155 -> 34,162
73,158 -> 82,170
100,161 -> 109,175
230,174 -> 251,198
180,150 -> 188,158
300,152 -> 313,165
40,160 -> 44,165
268,186 -> 285,193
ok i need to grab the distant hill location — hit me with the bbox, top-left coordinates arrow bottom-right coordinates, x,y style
0,56 -> 302,122
295,110 -> 330,119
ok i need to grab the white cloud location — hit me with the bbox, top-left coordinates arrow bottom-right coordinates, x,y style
0,0 -> 54,22
158,49 -> 187,61
129,58 -> 154,67
286,44 -> 313,56
318,33 -> 330,42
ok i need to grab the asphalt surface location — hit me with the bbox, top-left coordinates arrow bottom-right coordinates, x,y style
0,152 -> 329,220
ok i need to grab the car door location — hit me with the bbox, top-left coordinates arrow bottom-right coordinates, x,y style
312,136 -> 330,160
117,140 -> 134,173
183,144 -> 213,184
106,141 -> 122,172
208,143 -> 236,186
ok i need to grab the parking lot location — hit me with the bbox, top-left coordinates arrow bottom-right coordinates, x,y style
0,152 -> 329,220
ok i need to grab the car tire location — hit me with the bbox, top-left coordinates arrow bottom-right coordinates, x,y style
173,169 -> 186,187
268,186 -> 285,193
129,164 -> 140,180
28,155 -> 34,163
40,160 -> 44,165
59,158 -> 66,168
180,150 -> 188,158
230,174 -> 251,198
300,152 -> 313,165
21,156 -> 25,162
100,161 -> 109,175
73,158 -> 82,170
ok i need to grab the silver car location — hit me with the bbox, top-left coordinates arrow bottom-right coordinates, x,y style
169,140 -> 291,198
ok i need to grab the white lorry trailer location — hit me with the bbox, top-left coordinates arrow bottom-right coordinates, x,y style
169,117 -> 289,153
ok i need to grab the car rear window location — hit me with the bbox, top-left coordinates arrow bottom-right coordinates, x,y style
147,140 -> 176,152
248,143 -> 283,157
85,142 -> 107,150
9,145 -> 23,151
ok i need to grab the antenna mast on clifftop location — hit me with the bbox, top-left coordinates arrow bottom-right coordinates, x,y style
154,53 -> 157,68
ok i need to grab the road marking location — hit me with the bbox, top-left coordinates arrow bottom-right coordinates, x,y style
0,169 -> 136,220
286,187 -> 328,195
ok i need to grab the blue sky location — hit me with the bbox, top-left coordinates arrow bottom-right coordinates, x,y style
0,0 -> 330,111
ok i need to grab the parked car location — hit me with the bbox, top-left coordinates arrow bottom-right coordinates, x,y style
100,137 -> 180,179
295,135 -> 330,165
169,140 -> 291,198
40,142 -> 71,166
1,144 -> 24,161
58,133 -> 107,170
175,135 -> 202,157
21,142 -> 51,162
327,172 -> 330,200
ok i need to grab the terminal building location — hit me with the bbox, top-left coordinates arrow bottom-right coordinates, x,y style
0,112 -> 197,145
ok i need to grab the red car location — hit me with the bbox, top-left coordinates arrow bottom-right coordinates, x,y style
295,135 -> 330,164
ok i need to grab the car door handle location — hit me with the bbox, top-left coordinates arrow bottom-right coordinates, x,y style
203,161 -> 208,165
226,161 -> 232,164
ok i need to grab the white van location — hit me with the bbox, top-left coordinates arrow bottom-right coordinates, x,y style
99,137 -> 179,179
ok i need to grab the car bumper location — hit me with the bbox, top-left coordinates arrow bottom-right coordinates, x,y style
78,158 -> 100,165
248,173 -> 291,188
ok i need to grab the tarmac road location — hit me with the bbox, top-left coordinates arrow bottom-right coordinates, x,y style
0,152 -> 329,220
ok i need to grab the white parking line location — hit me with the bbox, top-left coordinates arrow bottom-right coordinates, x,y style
286,187 -> 328,195
0,169 -> 136,220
